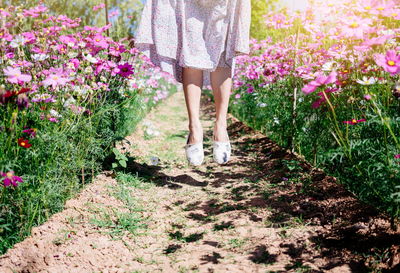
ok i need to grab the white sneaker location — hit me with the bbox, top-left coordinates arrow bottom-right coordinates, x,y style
185,133 -> 204,166
213,131 -> 231,164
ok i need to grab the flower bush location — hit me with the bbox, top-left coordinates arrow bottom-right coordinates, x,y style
0,5 -> 176,253
231,0 -> 400,219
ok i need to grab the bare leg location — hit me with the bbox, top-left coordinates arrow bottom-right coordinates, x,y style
182,67 -> 204,145
210,66 -> 232,142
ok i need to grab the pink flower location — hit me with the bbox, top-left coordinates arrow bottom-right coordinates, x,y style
3,66 -> 32,84
364,94 -> 372,100
108,10 -> 120,18
1,171 -> 23,187
374,50 -> 400,75
146,78 -> 159,88
394,154 -> 400,159
23,6 -> 48,18
265,13 -> 293,29
91,34 -> 109,49
247,86 -> 254,93
42,73 -> 70,88
109,45 -> 126,57
362,35 -> 394,47
93,3 -> 106,11
117,63 -> 134,78
302,71 -> 337,95
382,8 -> 400,19
341,17 -> 373,39
343,118 -> 367,125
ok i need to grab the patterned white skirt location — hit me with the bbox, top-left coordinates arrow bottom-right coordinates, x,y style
134,0 -> 251,87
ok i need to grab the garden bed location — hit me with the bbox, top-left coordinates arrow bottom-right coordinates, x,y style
0,4 -> 177,254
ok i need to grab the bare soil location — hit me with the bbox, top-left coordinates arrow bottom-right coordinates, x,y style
0,89 -> 399,273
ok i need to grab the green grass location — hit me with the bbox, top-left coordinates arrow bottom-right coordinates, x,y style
227,238 -> 248,249
90,208 -> 147,238
90,172 -> 151,238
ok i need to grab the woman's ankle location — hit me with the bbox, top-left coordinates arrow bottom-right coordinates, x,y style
213,120 -> 229,142
188,122 -> 203,144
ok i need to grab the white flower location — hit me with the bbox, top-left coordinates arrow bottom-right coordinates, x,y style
380,29 -> 395,36
83,53 -> 98,64
257,102 -> 267,107
73,86 -> 88,96
32,54 -> 49,61
356,76 -> 377,85
273,117 -> 280,124
50,109 -> 61,117
66,62 -> 75,70
67,51 -> 78,58
322,61 -> 337,72
63,97 -> 76,108
10,35 -> 25,48
84,66 -> 93,74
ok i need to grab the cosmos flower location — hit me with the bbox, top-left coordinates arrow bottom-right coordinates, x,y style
364,94 -> 372,100
117,63 -> 134,78
374,50 -> 400,75
22,128 -> 37,138
1,171 -> 24,187
343,118 -> 367,125
302,71 -> 338,95
42,73 -> 71,88
356,76 -> 377,85
3,66 -> 32,84
93,3 -> 106,11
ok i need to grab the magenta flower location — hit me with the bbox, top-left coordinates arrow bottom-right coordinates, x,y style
3,66 -> 32,84
22,128 -> 37,138
23,5 -> 48,18
394,154 -> 400,159
302,71 -> 337,95
374,50 -> 400,75
109,45 -> 126,57
343,119 -> 367,125
42,73 -> 70,88
311,88 -> 339,109
117,63 -> 134,78
1,171 -> 23,187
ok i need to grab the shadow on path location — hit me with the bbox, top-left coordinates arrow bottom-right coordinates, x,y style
121,94 -> 400,273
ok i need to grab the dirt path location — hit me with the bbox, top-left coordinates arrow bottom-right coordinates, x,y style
1,88 -> 399,273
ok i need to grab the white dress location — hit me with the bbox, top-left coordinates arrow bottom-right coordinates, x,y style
134,0 -> 251,87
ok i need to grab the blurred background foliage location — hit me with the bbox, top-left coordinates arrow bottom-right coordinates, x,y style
3,0 -> 278,41
3,0 -> 143,40
251,0 -> 278,40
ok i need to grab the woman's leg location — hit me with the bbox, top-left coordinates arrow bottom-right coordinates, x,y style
182,67 -> 204,145
210,66 -> 232,142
